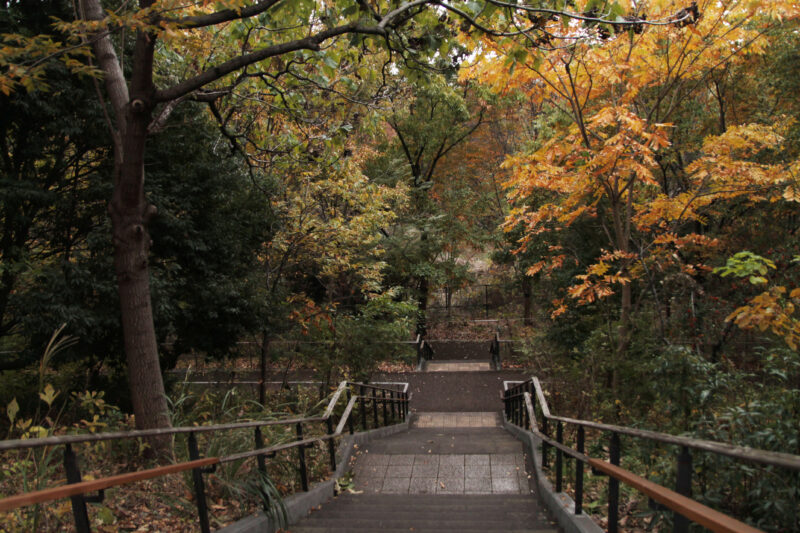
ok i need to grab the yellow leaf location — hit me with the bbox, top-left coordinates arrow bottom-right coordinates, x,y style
6,397 -> 19,424
39,383 -> 59,407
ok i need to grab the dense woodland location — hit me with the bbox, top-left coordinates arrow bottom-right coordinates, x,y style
1,0 -> 799,530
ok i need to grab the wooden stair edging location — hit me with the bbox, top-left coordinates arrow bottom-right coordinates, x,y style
504,418 -> 603,533
217,420 -> 411,533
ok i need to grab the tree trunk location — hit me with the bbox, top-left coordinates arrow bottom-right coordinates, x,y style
416,230 -> 429,336
417,276 -> 429,337
522,276 -> 533,327
259,330 -> 270,406
81,0 -> 171,432
610,185 -> 634,404
111,106 -> 170,431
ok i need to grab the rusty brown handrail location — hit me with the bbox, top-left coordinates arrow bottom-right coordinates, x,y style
587,457 -> 761,533
504,378 -> 800,533
0,457 -> 220,513
0,381 -> 410,533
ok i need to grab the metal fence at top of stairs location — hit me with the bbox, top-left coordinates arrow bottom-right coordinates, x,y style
0,381 -> 410,533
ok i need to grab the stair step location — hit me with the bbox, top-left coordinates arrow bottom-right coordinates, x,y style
302,509 -> 541,519
296,518 -> 545,529
290,494 -> 556,533
332,493 -> 534,503
284,524 -> 558,533
426,361 -> 492,372
413,411 -> 500,428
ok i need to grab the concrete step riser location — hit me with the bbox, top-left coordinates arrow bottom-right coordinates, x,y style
292,529 -> 557,533
298,516 -> 537,531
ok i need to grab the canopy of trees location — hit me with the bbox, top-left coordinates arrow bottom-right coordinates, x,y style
1,2 -> 798,498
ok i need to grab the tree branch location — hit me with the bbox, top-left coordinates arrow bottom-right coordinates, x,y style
167,0 -> 282,29
155,22 -> 387,102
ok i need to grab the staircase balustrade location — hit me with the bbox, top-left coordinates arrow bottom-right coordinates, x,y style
503,377 -> 800,533
0,381 -> 410,533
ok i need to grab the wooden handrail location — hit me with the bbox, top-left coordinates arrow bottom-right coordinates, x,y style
587,458 -> 761,533
0,457 -> 219,512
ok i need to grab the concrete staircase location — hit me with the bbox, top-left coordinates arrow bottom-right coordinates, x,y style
288,341 -> 558,532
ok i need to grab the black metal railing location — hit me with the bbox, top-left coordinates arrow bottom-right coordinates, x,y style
428,283 -> 511,319
503,377 -> 800,533
0,380 -> 410,533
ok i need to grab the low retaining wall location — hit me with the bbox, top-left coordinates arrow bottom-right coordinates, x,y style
504,419 -> 603,533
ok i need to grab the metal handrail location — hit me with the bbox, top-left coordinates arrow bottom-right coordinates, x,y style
415,334 -> 435,368
503,377 -> 800,533
509,377 -> 800,471
0,381 -> 410,533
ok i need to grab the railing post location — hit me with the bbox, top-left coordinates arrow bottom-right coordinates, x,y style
326,417 -> 337,473
542,418 -> 550,468
382,389 -> 388,425
255,427 -> 267,476
64,444 -> 91,533
372,388 -> 379,428
360,385 -> 367,430
576,426 -> 585,515
296,423 -> 309,491
346,387 -> 355,435
254,426 -> 272,510
674,446 -> 692,533
188,432 -> 211,533
608,432 -> 620,533
523,393 -> 530,429
390,390 -> 397,422
556,422 -> 564,492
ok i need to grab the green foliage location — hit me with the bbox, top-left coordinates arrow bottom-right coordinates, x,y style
297,293 -> 416,382
713,252 -> 776,285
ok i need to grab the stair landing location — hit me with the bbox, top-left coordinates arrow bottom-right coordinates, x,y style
352,449 -> 530,495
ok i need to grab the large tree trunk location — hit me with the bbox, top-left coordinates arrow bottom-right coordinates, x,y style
111,107 -> 170,431
82,0 -> 170,431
